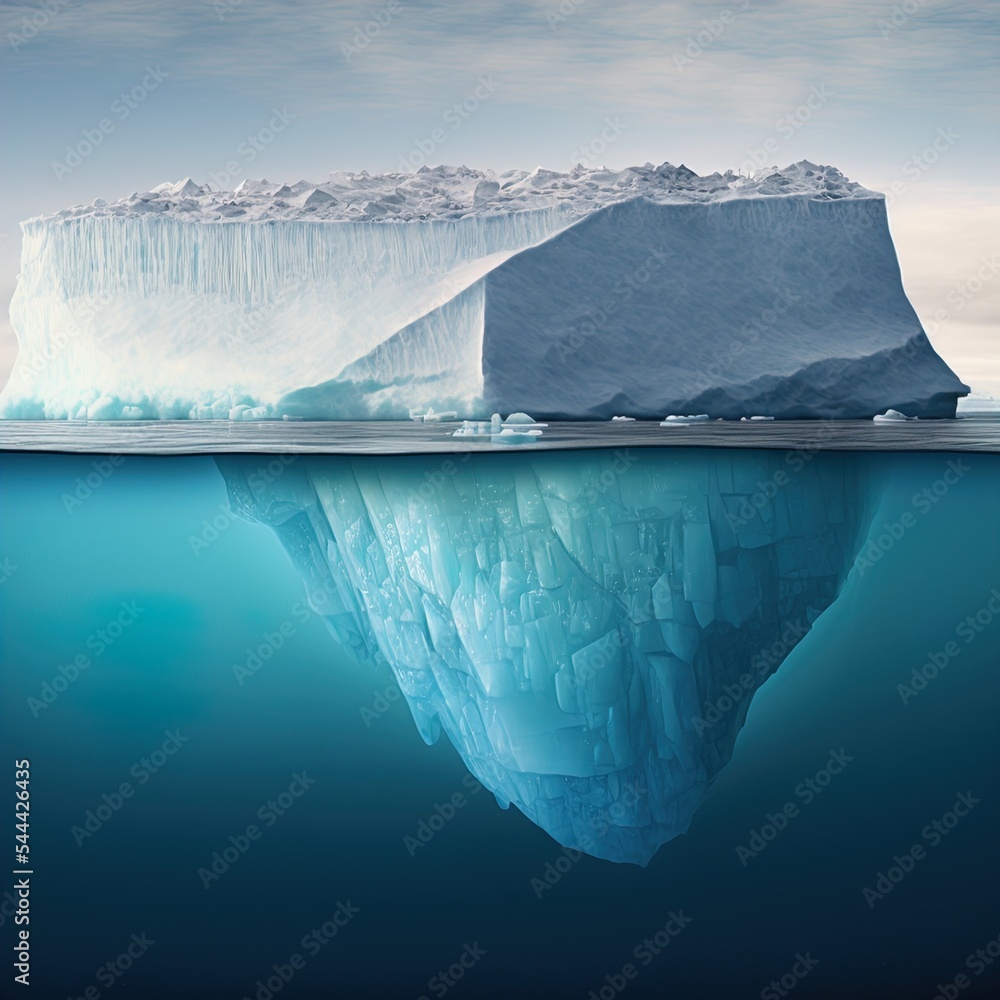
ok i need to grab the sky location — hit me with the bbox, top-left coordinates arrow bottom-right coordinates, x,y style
1,0 -> 997,394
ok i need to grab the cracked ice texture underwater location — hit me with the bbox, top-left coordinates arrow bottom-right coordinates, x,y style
219,447 -> 867,864
0,161 -> 968,421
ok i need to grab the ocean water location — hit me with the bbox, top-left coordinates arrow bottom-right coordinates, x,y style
1,444 -> 998,999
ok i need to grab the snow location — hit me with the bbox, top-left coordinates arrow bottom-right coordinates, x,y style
219,447 -> 865,864
30,160 -> 873,227
0,160 -> 969,420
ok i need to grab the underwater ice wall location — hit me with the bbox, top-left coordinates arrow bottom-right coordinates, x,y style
219,447 -> 867,864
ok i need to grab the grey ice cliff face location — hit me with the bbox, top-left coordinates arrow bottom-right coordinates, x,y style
219,448 -> 865,864
1,161 -> 967,420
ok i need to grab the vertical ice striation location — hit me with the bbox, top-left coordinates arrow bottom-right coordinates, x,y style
4,210 -> 565,419
219,447 -> 865,864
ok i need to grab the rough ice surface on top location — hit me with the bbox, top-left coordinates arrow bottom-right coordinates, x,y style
220,448 -> 865,865
1,161 -> 968,420
32,160 -> 874,225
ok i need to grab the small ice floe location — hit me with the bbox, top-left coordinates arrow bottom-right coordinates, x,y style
452,419 -> 491,439
452,412 -> 547,445
409,406 -> 459,422
873,409 -> 918,423
493,412 -> 548,445
660,414 -> 709,426
743,415 -> 775,421
611,415 -> 636,421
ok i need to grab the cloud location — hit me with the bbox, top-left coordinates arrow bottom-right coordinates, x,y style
887,188 -> 1000,395
2,0 -> 997,124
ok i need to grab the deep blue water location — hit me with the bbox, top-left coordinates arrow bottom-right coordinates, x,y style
1,449 -> 998,999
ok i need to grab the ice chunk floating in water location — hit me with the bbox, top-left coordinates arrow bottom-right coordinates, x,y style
1,161 -> 967,420
219,448 -> 865,864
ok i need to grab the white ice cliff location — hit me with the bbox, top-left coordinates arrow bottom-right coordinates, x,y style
219,448 -> 866,864
1,161 -> 967,420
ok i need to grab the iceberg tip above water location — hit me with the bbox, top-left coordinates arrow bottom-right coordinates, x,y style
1,160 -> 968,421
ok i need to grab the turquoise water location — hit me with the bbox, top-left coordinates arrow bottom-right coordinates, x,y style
1,449 -> 998,998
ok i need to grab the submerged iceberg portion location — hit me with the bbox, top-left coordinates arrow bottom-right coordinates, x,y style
219,447 -> 865,864
1,161 -> 967,420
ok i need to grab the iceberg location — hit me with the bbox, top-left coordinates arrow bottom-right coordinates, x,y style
218,447 -> 866,864
452,412 -> 548,445
1,161 -> 967,420
873,408 -> 917,422
661,415 -> 711,426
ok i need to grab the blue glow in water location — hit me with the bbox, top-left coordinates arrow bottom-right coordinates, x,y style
1,448 -> 997,999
